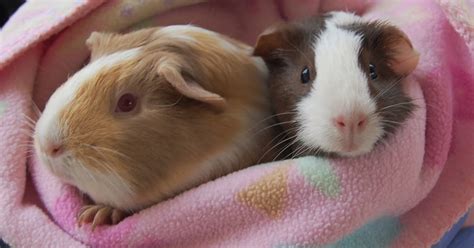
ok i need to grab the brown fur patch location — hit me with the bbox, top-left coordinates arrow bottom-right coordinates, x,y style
253,15 -> 327,147
343,21 -> 416,138
254,15 -> 418,158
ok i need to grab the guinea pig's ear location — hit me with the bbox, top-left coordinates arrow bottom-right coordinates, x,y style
253,24 -> 287,58
383,27 -> 420,76
86,32 -> 115,61
157,61 -> 227,112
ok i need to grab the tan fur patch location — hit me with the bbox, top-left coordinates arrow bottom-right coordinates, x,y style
86,28 -> 156,61
58,26 -> 273,210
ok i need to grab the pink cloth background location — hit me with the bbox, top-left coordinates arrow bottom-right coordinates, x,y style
0,0 -> 472,247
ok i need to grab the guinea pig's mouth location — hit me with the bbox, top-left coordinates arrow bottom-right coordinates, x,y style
36,150 -> 75,181
297,140 -> 374,158
296,118 -> 383,158
334,144 -> 374,157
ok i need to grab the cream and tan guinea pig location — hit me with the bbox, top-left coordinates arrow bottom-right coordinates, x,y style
34,25 -> 274,228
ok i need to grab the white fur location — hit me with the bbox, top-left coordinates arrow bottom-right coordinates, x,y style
35,48 -> 142,208
70,156 -> 136,210
327,11 -> 362,26
36,48 -> 141,146
296,14 -> 383,156
158,25 -> 216,36
155,25 -> 214,44
156,25 -> 244,52
156,26 -> 199,44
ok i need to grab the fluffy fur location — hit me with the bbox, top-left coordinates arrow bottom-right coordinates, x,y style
254,11 -> 419,157
34,25 -> 273,226
297,13 -> 382,156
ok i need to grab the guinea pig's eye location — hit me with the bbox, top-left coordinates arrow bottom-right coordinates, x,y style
116,93 -> 137,113
301,67 -> 311,84
369,64 -> 377,80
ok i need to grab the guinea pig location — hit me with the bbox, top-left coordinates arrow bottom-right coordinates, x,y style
34,25 -> 274,228
253,11 -> 420,157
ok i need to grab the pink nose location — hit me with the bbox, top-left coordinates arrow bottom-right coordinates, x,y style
46,143 -> 64,157
333,114 -> 368,151
333,114 -> 368,134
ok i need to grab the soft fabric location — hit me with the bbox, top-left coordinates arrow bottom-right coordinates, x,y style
0,0 -> 473,247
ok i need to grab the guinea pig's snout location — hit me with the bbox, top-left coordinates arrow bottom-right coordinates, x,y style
38,138 -> 65,158
46,142 -> 65,157
332,112 -> 369,151
333,113 -> 368,133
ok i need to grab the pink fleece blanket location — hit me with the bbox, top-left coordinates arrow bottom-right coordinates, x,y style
0,0 -> 473,247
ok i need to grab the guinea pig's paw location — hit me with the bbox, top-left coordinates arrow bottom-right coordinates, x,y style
77,204 -> 127,230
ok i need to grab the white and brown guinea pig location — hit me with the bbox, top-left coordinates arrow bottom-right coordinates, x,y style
254,11 -> 420,157
34,25 -> 274,227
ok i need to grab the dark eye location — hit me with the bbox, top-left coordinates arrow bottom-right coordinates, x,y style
116,93 -> 137,113
301,67 -> 311,84
369,64 -> 377,80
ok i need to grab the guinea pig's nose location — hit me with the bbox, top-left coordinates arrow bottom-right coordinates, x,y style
333,114 -> 368,133
46,142 -> 64,157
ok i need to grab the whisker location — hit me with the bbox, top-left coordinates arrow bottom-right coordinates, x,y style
83,145 -> 135,195
311,146 -> 322,155
21,112 -> 37,123
77,160 -> 98,184
16,143 -> 36,149
86,155 -> 132,194
246,111 -> 297,132
17,127 -> 35,135
86,144 -> 134,163
260,129 -> 291,152
289,144 -> 305,159
31,101 -> 42,118
272,138 -> 298,162
380,119 -> 403,125
372,78 -> 403,102
257,133 -> 298,164
292,144 -> 312,159
250,120 -> 296,136
18,117 -> 37,130
376,101 -> 414,113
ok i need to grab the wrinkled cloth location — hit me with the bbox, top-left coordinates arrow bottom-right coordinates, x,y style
0,0 -> 472,247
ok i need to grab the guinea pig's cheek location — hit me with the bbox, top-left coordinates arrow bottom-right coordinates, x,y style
295,96 -> 328,149
42,155 -> 75,182
348,117 -> 383,156
365,117 -> 384,147
46,158 -> 66,176
36,149 -> 58,174
37,154 -> 53,173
